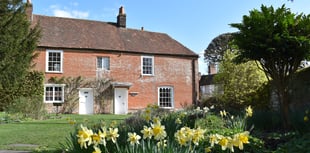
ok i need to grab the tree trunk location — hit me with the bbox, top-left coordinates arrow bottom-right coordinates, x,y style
277,83 -> 291,130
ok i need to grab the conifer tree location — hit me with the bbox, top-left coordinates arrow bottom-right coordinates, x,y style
0,0 -> 40,110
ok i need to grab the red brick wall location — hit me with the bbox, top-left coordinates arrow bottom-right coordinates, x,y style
33,48 -> 198,111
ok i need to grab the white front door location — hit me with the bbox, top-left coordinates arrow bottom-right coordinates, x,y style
114,88 -> 128,114
79,88 -> 94,114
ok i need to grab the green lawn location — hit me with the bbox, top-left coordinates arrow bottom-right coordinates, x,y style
0,113 -> 129,152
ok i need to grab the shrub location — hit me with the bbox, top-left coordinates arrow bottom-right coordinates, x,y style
6,95 -> 46,120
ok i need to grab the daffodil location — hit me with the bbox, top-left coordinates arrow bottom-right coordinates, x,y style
141,126 -> 153,139
107,128 -> 119,143
209,134 -> 219,147
92,146 -> 101,153
77,125 -> 93,149
192,127 -> 206,145
203,107 -> 209,113
143,114 -> 151,122
152,117 -> 161,124
127,132 -> 141,145
175,128 -> 188,146
245,106 -> 253,117
151,122 -> 167,140
110,120 -> 117,127
304,116 -> 309,122
233,131 -> 249,150
91,133 -> 101,146
157,139 -> 167,148
220,110 -> 227,117
175,118 -> 182,124
218,136 -> 230,151
205,147 -> 212,153
98,127 -> 107,146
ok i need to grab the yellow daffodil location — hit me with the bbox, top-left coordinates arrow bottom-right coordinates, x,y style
175,128 -> 188,146
209,134 -> 219,147
77,125 -> 93,149
175,118 -> 182,124
92,146 -> 101,153
205,147 -> 212,153
98,127 -> 107,146
141,126 -> 153,139
157,139 -> 167,148
218,136 -> 230,151
192,127 -> 206,145
220,110 -> 227,117
245,106 -> 253,117
144,114 -> 151,122
110,120 -> 117,128
145,107 -> 152,114
107,128 -> 119,143
152,117 -> 161,124
91,133 -> 101,146
233,131 -> 249,150
151,122 -> 167,140
304,116 -> 309,122
127,132 -> 141,145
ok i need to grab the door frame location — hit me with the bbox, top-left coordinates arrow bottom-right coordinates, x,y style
114,87 -> 128,114
78,88 -> 94,114
111,82 -> 132,114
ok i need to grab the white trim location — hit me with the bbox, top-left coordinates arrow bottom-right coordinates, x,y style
141,55 -> 154,76
44,84 -> 65,103
45,50 -> 63,73
157,86 -> 174,108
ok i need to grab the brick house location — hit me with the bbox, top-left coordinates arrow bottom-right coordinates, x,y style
27,1 -> 199,114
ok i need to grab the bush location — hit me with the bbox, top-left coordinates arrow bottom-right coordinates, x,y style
6,95 -> 46,120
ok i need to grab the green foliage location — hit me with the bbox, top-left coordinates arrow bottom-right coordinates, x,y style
49,76 -> 84,114
274,133 -> 310,153
0,0 -> 41,110
3,71 -> 44,120
230,4 -> 310,129
214,49 -> 268,108
6,95 -> 46,120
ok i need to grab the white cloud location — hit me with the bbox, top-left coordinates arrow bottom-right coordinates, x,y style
49,5 -> 89,19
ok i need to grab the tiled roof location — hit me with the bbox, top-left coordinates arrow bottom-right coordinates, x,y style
32,15 -> 198,57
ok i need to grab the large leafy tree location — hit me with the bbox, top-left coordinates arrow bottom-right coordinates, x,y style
214,49 -> 268,109
0,0 -> 40,110
230,5 -> 310,129
204,33 -> 233,64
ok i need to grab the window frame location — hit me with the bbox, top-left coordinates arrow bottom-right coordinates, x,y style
96,56 -> 110,70
141,56 -> 154,76
44,84 -> 65,103
45,50 -> 63,73
157,86 -> 174,108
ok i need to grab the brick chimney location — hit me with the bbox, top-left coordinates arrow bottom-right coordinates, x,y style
117,6 -> 126,28
25,0 -> 33,21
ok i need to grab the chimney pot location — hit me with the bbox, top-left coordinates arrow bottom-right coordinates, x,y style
119,6 -> 125,15
141,27 -> 144,31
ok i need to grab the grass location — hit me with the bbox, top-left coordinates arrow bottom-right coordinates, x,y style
0,113 -> 129,152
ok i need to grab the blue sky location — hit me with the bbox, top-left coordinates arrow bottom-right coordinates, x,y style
30,0 -> 310,74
